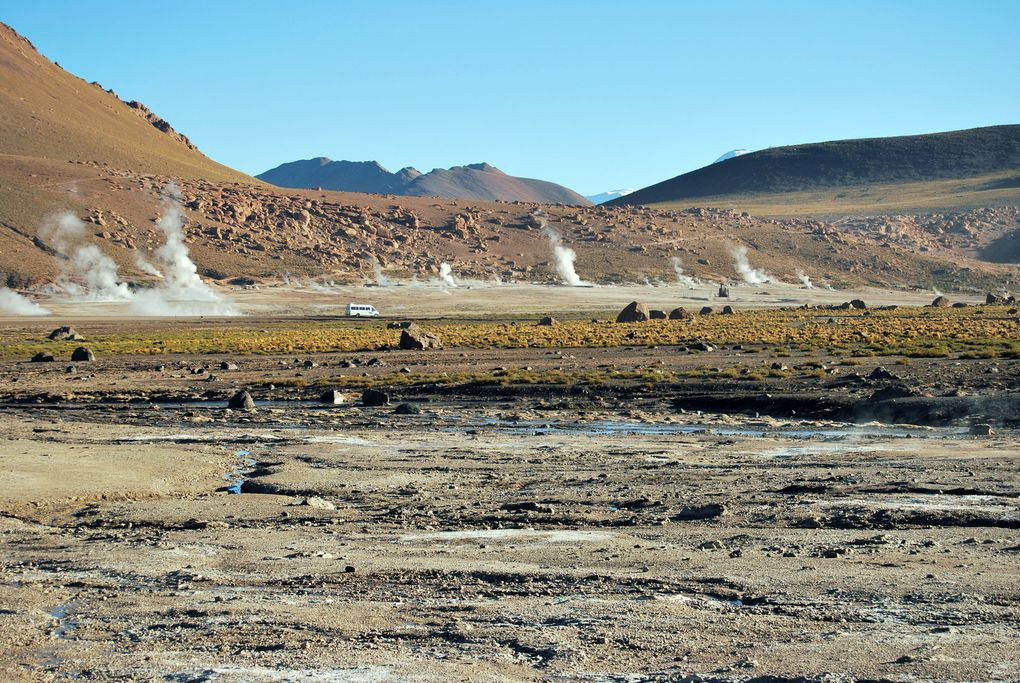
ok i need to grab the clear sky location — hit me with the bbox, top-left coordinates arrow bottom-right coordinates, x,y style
3,1 -> 1018,195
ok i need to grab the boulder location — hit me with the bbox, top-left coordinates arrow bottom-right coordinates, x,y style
849,299 -> 867,310
986,292 -> 1002,305
649,309 -> 667,320
399,324 -> 443,350
48,326 -> 82,341
929,295 -> 951,307
394,402 -> 421,415
228,391 -> 255,411
969,424 -> 992,436
721,305 -> 735,315
699,306 -> 714,315
361,389 -> 389,406
30,352 -> 55,363
319,389 -> 345,405
537,316 -> 558,326
219,361 -> 238,370
70,347 -> 95,362
718,285 -> 730,298
669,307 -> 693,320
616,301 -> 650,323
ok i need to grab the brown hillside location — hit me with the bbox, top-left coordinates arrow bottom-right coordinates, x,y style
0,22 -> 251,183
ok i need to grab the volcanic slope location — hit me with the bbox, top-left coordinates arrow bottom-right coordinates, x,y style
258,159 -> 592,205
613,126 -> 1020,217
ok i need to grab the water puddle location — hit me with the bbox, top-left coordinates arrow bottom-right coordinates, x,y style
225,449 -> 257,494
400,528 -> 615,544
49,600 -> 78,639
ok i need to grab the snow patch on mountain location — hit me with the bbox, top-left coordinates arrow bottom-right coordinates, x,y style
586,189 -> 636,204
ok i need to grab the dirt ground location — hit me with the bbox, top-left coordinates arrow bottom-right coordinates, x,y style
0,287 -> 1018,682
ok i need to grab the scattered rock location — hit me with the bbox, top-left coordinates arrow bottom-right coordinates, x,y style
929,295 -> 951,307
399,324 -> 443,350
301,496 -> 336,511
673,503 -> 727,520
537,316 -> 558,326
394,402 -> 421,415
501,501 -> 554,514
70,347 -> 95,362
362,389 -> 389,406
869,366 -> 899,380
228,391 -> 255,411
721,305 -> 735,315
319,389 -> 345,405
616,301 -> 650,323
649,309 -> 667,320
30,352 -> 55,363
48,326 -> 81,341
669,307 -> 692,320
849,299 -> 867,310
219,361 -> 238,370
699,306 -> 714,315
970,424 -> 992,436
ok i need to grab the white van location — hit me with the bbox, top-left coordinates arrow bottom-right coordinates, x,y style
345,303 -> 380,317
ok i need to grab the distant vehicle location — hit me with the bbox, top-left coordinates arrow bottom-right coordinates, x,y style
345,303 -> 380,317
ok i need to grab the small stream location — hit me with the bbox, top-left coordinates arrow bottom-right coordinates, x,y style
224,449 -> 257,494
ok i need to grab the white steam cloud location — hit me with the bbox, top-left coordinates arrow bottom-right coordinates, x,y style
731,245 -> 769,285
0,289 -> 50,316
542,220 -> 588,287
438,262 -> 458,289
127,184 -> 239,316
40,212 -> 133,300
671,256 -> 698,288
371,257 -> 393,286
38,184 -> 239,316
796,269 -> 814,289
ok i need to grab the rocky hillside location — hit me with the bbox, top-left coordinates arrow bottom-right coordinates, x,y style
258,159 -> 592,205
614,126 -> 1020,216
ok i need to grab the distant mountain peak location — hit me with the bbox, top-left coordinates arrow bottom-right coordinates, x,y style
257,159 -> 590,204
586,189 -> 636,205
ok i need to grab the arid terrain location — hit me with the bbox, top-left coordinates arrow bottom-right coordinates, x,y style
1,286 -> 1018,682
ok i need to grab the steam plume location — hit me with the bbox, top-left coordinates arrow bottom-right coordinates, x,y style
371,257 -> 392,286
671,256 -> 698,288
0,289 -> 50,316
438,262 -> 458,288
731,245 -> 769,285
127,184 -> 239,316
542,221 -> 588,286
40,212 -> 132,300
796,269 -> 814,289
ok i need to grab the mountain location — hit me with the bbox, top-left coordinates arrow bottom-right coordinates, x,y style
612,126 -> 1020,216
586,189 -> 636,205
257,159 -> 592,205
712,149 -> 751,164
0,23 -> 251,184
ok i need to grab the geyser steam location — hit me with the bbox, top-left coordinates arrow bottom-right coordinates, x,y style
127,185 -> 239,316
796,269 -> 814,289
671,256 -> 698,288
40,212 -> 133,300
542,220 -> 588,286
731,245 -> 769,285
0,289 -> 50,316
438,262 -> 458,288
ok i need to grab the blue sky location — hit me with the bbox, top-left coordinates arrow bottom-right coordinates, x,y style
3,1 -> 1018,194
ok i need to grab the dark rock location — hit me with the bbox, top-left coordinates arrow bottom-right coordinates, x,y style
394,402 -> 421,415
986,292 -> 1002,304
399,324 -> 443,350
362,389 -> 389,406
501,501 -> 554,514
672,503 -> 727,521
868,366 -> 899,380
70,347 -> 94,362
970,424 -> 992,436
699,306 -> 714,315
849,299 -> 867,309
30,352 -> 55,363
718,284 -> 730,298
616,301 -> 650,323
319,389 -> 345,405
721,305 -> 735,315
869,384 -> 919,401
929,295 -> 951,307
649,309 -> 667,320
537,316 -> 558,326
228,391 -> 255,411
48,326 -> 82,341
387,321 -> 414,329
669,307 -> 692,320
303,359 -> 318,368
951,302 -> 968,308
689,341 -> 716,352
219,361 -> 238,370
